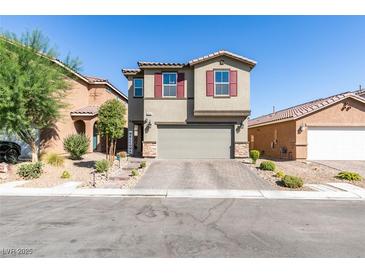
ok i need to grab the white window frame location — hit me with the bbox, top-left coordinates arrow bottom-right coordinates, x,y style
214,70 -> 230,96
133,78 -> 144,97
162,72 -> 177,98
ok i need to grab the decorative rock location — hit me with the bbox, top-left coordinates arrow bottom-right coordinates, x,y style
0,173 -> 8,180
0,163 -> 9,173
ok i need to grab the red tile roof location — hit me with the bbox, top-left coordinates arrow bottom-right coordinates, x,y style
122,50 -> 256,77
137,61 -> 186,68
70,106 -> 99,116
188,50 -> 256,67
121,68 -> 141,75
249,90 -> 365,127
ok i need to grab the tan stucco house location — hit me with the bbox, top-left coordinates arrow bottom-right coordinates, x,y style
2,59 -> 128,158
248,90 -> 365,160
122,50 -> 256,159
41,60 -> 128,156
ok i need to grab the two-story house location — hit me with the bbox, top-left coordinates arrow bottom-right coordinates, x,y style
41,59 -> 128,156
122,50 -> 256,159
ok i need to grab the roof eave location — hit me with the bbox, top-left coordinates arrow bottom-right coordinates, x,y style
249,94 -> 365,128
188,51 -> 257,68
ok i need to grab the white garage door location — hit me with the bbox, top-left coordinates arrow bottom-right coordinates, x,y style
307,127 -> 365,160
157,125 -> 233,159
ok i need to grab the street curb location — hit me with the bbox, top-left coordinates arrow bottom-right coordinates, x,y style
1,187 -> 364,200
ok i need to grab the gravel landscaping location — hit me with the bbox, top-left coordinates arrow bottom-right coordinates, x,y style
80,158 -> 150,189
246,158 -> 365,189
3,153 -> 109,188
0,153 -> 149,188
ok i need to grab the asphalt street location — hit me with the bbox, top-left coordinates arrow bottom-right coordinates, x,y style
1,196 -> 365,257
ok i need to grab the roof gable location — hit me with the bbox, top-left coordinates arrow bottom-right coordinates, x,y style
0,36 -> 127,101
188,50 -> 256,68
122,50 -> 256,77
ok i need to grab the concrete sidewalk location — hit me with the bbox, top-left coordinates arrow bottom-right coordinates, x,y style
0,180 -> 365,200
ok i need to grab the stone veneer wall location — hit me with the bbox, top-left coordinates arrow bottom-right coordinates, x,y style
235,142 -> 249,158
143,142 -> 157,158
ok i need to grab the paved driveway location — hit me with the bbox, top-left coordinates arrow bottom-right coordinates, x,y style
136,160 -> 271,190
316,161 -> 365,177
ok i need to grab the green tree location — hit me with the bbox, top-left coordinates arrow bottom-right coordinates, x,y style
97,99 -> 126,163
0,30 -> 81,162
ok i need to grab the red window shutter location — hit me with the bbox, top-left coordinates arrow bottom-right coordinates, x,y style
230,70 -> 238,96
206,70 -> 214,96
154,73 -> 162,98
177,73 -> 185,98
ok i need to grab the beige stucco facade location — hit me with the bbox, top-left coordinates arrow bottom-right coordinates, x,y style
248,97 -> 365,160
124,52 -> 255,159
194,57 -> 251,114
41,76 -> 128,155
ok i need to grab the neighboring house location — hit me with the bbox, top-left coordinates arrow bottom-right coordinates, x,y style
248,90 -> 365,160
122,50 -> 256,159
2,59 -> 128,158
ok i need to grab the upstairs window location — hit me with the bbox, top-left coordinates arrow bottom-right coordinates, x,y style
163,72 -> 177,97
134,78 -> 144,97
214,70 -> 229,96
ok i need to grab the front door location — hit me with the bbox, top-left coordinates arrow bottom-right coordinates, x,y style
93,122 -> 98,151
133,124 -> 143,157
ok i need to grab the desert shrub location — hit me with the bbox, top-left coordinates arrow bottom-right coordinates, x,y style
118,151 -> 127,158
259,160 -> 276,171
44,153 -> 64,167
282,175 -> 303,188
336,171 -> 362,181
139,161 -> 147,169
63,134 -> 89,160
275,170 -> 285,179
17,162 -> 43,179
60,170 -> 71,179
95,159 -> 109,173
249,150 -> 260,164
131,169 -> 138,176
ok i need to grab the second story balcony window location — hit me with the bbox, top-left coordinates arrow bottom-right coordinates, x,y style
163,72 -> 177,97
214,70 -> 229,96
134,78 -> 144,97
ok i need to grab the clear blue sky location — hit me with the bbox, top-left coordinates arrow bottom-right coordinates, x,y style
1,16 -> 365,118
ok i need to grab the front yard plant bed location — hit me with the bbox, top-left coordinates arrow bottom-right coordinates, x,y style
245,159 -> 365,190
80,158 -> 150,189
0,152 -> 110,188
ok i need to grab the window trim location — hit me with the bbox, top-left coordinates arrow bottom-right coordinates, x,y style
162,72 -> 178,98
133,78 -> 144,98
214,70 -> 230,97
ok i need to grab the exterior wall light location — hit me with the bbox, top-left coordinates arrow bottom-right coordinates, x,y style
298,124 -> 306,133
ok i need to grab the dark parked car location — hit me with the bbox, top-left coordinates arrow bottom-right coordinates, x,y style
0,141 -> 21,164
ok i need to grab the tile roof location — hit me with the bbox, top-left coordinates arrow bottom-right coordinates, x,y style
137,61 -> 186,68
122,50 -> 256,77
70,106 -> 99,116
188,50 -> 257,67
356,89 -> 365,98
122,68 -> 141,75
85,76 -> 107,83
249,90 -> 365,127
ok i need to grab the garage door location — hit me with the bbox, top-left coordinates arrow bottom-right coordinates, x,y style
157,125 -> 233,159
307,127 -> 365,160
